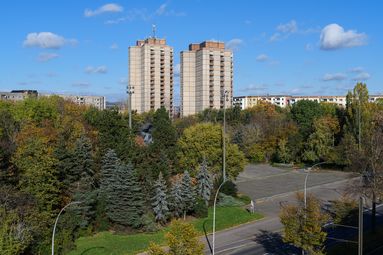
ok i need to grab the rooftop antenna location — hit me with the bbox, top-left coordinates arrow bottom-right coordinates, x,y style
152,24 -> 156,39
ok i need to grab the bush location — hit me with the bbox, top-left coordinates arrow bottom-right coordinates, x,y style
217,193 -> 245,207
192,198 -> 208,218
141,213 -> 158,232
237,194 -> 252,205
332,196 -> 358,226
221,180 -> 238,197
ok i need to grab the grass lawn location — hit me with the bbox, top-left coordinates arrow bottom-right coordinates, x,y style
67,206 -> 263,255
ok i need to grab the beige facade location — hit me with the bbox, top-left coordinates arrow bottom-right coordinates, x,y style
0,90 -> 106,110
233,94 -> 383,109
181,41 -> 233,117
129,38 -> 173,114
40,93 -> 106,110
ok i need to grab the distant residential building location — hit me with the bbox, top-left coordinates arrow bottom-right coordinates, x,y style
180,41 -> 233,117
0,90 -> 38,101
41,94 -> 106,110
233,94 -> 383,109
129,37 -> 174,115
0,90 -> 105,110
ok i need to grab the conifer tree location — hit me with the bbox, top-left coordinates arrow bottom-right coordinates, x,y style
180,170 -> 195,219
71,135 -> 96,228
152,172 -> 169,224
100,149 -> 120,223
170,181 -> 183,218
100,149 -> 119,195
113,163 -> 144,228
196,159 -> 212,205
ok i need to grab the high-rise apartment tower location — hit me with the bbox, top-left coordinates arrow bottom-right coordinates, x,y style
129,37 -> 174,114
180,41 -> 233,117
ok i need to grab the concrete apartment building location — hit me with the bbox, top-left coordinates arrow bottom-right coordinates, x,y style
0,90 -> 38,101
41,94 -> 106,110
233,94 -> 383,109
129,37 -> 174,115
180,41 -> 233,117
0,90 -> 105,110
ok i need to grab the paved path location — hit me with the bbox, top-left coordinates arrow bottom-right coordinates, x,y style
204,164 -> 355,255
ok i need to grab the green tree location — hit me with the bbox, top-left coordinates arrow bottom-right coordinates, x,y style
71,135 -> 96,229
280,193 -> 328,255
291,100 -> 324,138
180,170 -> 195,219
151,172 -> 169,224
0,207 -> 32,255
302,116 -> 340,162
196,159 -> 212,205
177,123 -> 246,179
148,220 -> 204,255
169,181 -> 183,218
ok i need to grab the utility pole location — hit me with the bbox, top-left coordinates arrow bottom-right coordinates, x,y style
358,196 -> 363,255
127,85 -> 134,129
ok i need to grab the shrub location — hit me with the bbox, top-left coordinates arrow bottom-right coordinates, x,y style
237,194 -> 252,205
141,213 -> 158,232
192,197 -> 208,218
217,193 -> 245,207
221,180 -> 238,197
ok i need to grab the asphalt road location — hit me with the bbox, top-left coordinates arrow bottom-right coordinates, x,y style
204,164 -> 355,255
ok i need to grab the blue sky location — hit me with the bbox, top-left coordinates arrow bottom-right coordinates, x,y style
1,0 -> 382,103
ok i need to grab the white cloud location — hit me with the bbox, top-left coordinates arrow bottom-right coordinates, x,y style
277,20 -> 298,33
270,20 -> 298,42
105,4 -> 185,25
37,53 -> 59,62
349,66 -> 364,73
320,24 -> 367,50
72,82 -> 91,87
174,63 -> 180,77
256,54 -> 269,62
85,66 -> 108,74
119,77 -> 128,84
226,38 -> 243,51
23,32 -> 77,49
156,3 -> 167,15
110,43 -> 119,49
84,3 -> 123,17
322,73 -> 347,81
353,72 -> 370,81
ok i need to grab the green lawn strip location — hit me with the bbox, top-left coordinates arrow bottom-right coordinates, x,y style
68,206 -> 263,255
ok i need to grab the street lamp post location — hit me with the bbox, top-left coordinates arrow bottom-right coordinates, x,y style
51,201 -> 82,255
212,180 -> 226,255
222,89 -> 228,182
127,85 -> 134,129
304,162 -> 327,209
212,89 -> 229,255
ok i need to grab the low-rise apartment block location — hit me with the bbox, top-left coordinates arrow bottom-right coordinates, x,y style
233,94 -> 383,109
0,90 -> 106,110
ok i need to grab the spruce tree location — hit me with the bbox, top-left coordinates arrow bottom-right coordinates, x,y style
151,172 -> 169,224
180,170 -> 195,219
71,135 -> 96,228
100,149 -> 119,195
170,180 -> 183,218
100,149 -> 120,224
196,159 -> 212,205
112,163 -> 144,228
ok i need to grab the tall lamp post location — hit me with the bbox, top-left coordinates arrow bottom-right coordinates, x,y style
212,89 -> 229,255
304,162 -> 327,209
51,201 -> 82,255
127,85 -> 134,129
